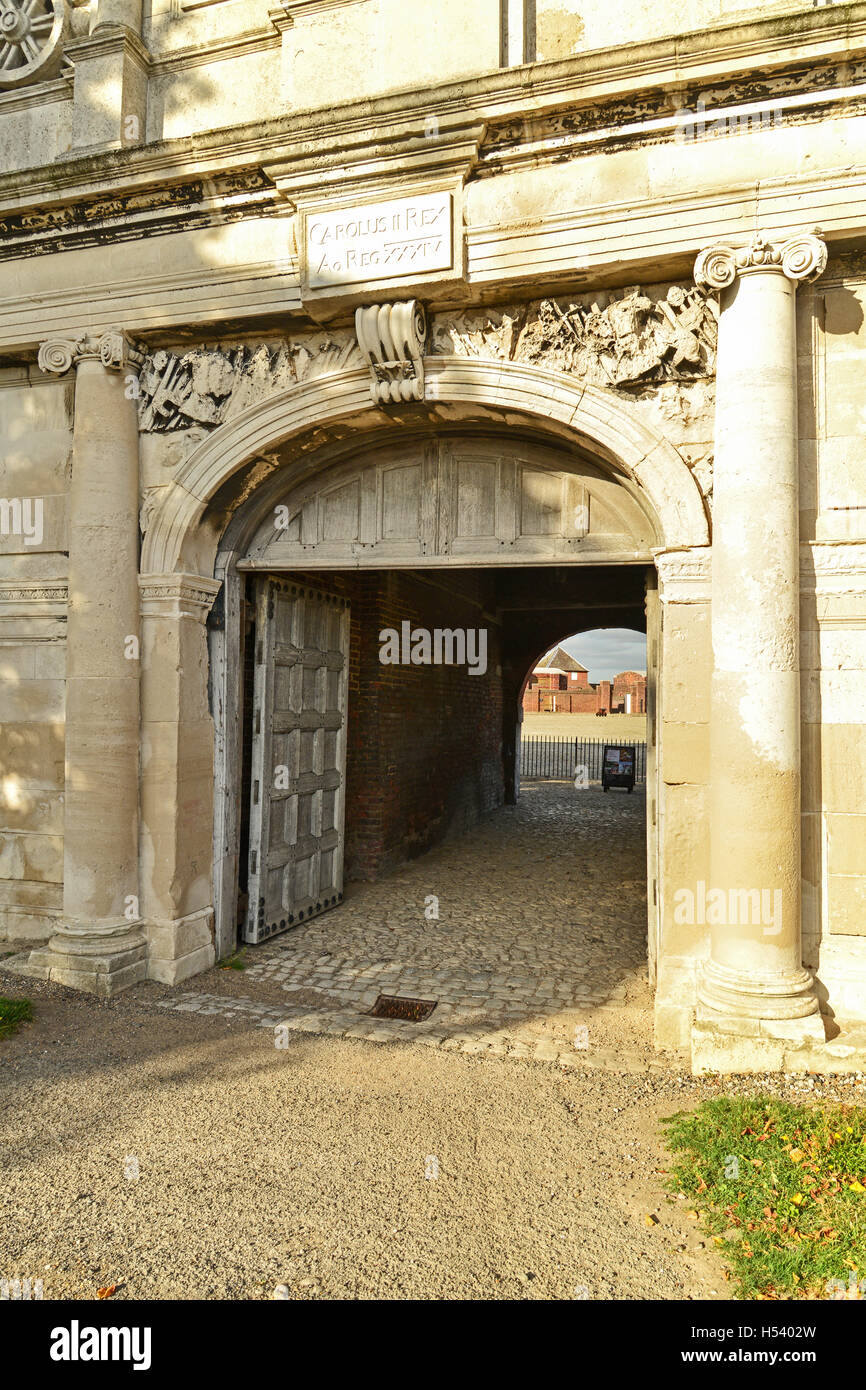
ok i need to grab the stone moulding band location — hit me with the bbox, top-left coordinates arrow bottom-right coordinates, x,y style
0,580 -> 67,603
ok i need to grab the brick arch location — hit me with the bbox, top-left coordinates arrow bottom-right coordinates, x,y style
140,357 -> 710,578
517,623 -> 647,719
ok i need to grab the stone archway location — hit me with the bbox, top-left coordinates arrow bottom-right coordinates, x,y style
137,357 -> 710,1030
141,357 -> 709,577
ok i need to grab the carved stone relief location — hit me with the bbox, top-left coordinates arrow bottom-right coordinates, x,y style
138,333 -> 361,432
431,284 -> 718,389
0,0 -> 71,89
138,283 -> 717,436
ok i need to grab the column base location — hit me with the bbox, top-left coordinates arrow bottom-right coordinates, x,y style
698,957 -> 819,1020
146,908 -> 215,986
692,1000 -> 827,1075
18,920 -> 147,998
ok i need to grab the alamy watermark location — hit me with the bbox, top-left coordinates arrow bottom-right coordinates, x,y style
826,1273 -> 866,1300
50,1322 -> 151,1370
1,1276 -> 43,1300
674,98 -> 784,144
379,622 -> 488,676
0,497 -> 43,546
673,880 -> 782,936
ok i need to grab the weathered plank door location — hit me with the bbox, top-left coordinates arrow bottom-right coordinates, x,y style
244,578 -> 350,944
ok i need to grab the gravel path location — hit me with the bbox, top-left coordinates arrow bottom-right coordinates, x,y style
4,784 -> 865,1301
3,979 -> 865,1301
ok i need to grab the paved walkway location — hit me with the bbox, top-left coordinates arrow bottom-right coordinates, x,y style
161,782 -> 659,1069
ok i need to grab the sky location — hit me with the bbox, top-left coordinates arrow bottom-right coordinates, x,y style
557,628 -> 647,684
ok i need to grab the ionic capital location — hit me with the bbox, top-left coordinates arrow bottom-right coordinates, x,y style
694,231 -> 827,291
37,328 -> 145,377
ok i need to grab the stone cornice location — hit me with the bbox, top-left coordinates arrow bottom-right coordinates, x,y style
2,2 -> 866,219
277,0 -> 370,18
148,25 -> 281,76
64,27 -> 151,71
0,168 -> 281,263
479,73 -> 866,179
0,72 -> 73,115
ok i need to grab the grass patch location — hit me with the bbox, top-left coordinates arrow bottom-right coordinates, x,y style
663,1095 -> 866,1300
0,995 -> 33,1039
218,949 -> 246,971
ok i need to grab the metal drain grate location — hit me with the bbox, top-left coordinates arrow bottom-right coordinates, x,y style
368,994 -> 438,1022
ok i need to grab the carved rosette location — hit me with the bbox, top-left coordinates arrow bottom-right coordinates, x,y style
38,329 -> 145,376
355,300 -> 428,405
695,232 -> 827,290
0,0 -> 69,88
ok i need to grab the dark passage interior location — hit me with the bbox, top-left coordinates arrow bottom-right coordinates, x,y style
236,563 -> 648,925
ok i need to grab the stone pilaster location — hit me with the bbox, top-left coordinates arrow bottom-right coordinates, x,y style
66,2 -> 148,153
25,329 -> 147,997
652,546 -> 712,1052
692,232 -> 827,1068
139,573 -> 221,984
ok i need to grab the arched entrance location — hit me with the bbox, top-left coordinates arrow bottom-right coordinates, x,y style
139,358 -> 710,1051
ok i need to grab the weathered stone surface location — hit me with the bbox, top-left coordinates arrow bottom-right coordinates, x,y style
0,0 -> 865,1076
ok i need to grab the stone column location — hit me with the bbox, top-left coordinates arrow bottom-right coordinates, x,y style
95,0 -> 143,27
27,330 -> 147,996
693,233 -> 826,1044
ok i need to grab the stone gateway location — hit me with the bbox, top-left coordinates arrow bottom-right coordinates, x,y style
1,0 -> 865,1074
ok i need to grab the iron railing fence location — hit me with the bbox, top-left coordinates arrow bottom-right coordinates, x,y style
520,735 -> 647,783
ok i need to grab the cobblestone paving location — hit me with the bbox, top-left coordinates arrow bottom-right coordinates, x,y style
159,783 -> 662,1069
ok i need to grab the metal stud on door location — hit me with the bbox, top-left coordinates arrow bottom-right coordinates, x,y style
244,579 -> 350,944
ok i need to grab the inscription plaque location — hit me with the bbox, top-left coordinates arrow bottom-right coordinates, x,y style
306,191 -> 454,290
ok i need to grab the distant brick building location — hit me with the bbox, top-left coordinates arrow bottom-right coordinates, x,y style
612,670 -> 648,715
523,647 -> 646,714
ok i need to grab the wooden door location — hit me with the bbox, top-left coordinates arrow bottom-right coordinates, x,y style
244,578 -> 350,944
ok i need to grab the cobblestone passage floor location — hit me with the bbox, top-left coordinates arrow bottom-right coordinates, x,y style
161,782 -> 660,1068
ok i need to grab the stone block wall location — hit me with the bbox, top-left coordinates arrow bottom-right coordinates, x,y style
0,370 -> 71,941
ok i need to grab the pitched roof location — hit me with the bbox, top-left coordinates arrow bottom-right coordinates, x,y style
535,646 -> 587,674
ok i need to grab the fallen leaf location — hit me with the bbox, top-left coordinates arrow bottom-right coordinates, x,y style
97,1285 -> 117,1300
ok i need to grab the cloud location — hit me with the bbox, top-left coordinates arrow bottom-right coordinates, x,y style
559,628 -> 646,684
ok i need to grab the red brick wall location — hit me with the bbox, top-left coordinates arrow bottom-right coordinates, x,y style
282,569 -> 503,882
612,670 -> 647,713
521,680 -> 610,714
